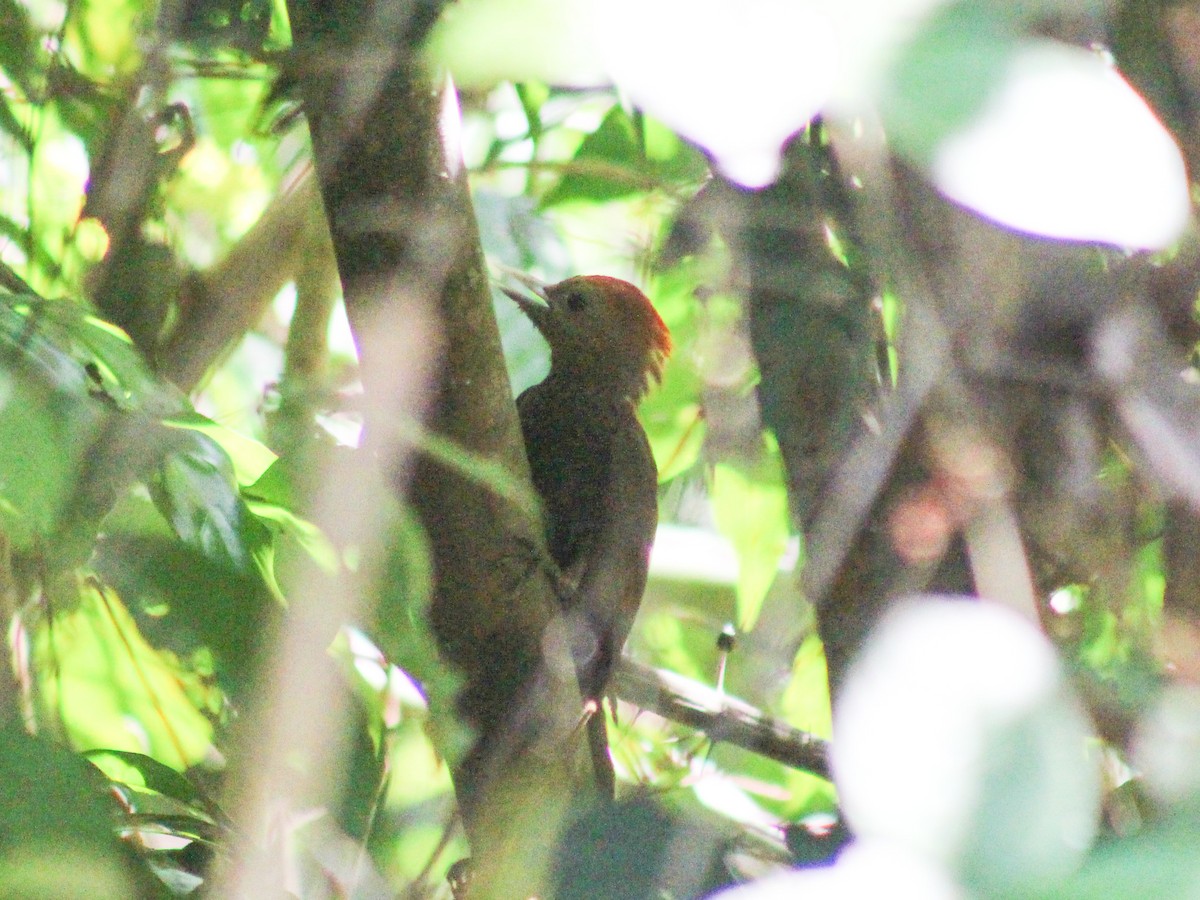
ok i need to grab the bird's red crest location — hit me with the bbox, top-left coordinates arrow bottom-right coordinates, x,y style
582,275 -> 672,384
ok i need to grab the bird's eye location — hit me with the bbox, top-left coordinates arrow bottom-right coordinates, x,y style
564,291 -> 586,312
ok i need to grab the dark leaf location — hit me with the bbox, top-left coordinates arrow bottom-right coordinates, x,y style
85,749 -> 210,811
0,727 -> 157,897
94,506 -> 275,693
154,426 -> 268,573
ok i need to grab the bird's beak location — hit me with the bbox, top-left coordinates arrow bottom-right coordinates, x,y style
501,285 -> 551,331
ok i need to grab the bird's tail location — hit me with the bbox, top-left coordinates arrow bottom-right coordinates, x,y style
585,702 -> 616,800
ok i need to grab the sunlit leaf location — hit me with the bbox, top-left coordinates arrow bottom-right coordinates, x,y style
94,502 -> 275,695
779,635 -> 832,741
242,453 -> 342,575
33,578 -> 216,770
63,0 -> 151,77
164,411 -> 278,485
711,459 -> 790,632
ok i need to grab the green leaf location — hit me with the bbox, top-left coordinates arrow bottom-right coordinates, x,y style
540,105 -> 704,208
245,496 -> 338,574
372,504 -> 471,767
0,298 -> 116,553
881,0 -> 1017,167
0,727 -> 117,845
779,635 -> 832,742
1046,812 -> 1200,899
93,524 -> 275,695
711,457 -> 790,631
155,427 -> 264,573
163,411 -> 278,486
0,727 -> 147,897
0,0 -> 41,96
85,748 -> 209,810
541,104 -> 644,207
32,578 -> 216,770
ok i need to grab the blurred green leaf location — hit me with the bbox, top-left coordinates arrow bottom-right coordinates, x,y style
881,0 -> 1016,167
242,452 -> 339,574
373,504 -> 471,768
0,296 -> 117,554
779,635 -> 832,740
0,727 -> 149,898
0,95 -> 31,151
93,521 -> 275,694
642,115 -> 709,187
155,426 -> 265,572
640,263 -> 706,481
179,0 -> 274,51
427,0 -> 605,89
711,457 -> 789,632
0,0 -> 41,96
515,81 -> 548,141
541,105 -> 707,208
33,578 -> 216,770
0,726 -> 118,844
1046,811 -> 1200,899
541,104 -> 644,207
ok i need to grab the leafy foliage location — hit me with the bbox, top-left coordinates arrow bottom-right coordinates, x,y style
0,0 -> 1199,895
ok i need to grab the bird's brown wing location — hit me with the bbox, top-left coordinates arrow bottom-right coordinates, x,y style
563,407 -> 658,699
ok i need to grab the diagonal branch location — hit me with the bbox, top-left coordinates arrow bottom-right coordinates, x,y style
614,658 -> 831,780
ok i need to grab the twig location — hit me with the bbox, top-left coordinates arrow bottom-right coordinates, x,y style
613,659 -> 831,780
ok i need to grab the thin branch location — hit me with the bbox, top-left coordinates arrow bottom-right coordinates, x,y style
613,659 -> 831,780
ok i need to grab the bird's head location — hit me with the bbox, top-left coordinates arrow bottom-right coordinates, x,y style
503,275 -> 672,400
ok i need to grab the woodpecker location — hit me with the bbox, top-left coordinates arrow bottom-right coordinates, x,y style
503,275 -> 671,798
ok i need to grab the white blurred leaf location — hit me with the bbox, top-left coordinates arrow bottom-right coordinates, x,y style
832,597 -> 1100,893
712,839 -> 961,899
593,0 -> 836,186
1134,684 -> 1200,806
930,40 -> 1188,248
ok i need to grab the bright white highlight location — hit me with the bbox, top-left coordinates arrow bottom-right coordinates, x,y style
594,0 -> 838,186
933,41 -> 1189,249
711,838 -> 961,899
832,597 -> 1099,890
